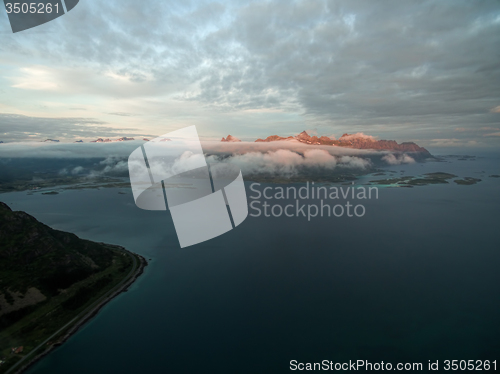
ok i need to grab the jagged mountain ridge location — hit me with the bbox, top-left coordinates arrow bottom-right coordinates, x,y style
224,130 -> 431,155
0,202 -> 113,296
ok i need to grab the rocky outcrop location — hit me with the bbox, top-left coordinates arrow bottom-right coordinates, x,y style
221,135 -> 241,142
0,202 -> 114,296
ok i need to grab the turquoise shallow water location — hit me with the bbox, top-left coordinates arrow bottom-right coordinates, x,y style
1,154 -> 499,373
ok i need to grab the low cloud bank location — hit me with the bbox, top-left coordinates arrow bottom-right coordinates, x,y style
202,140 -> 379,157
0,140 -> 380,159
207,149 -> 371,177
58,156 -> 129,178
1,140 -> 414,179
382,153 -> 415,165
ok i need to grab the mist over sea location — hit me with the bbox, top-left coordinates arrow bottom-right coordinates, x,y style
1,153 -> 498,373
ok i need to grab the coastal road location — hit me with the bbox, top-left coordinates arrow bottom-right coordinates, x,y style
6,248 -> 140,374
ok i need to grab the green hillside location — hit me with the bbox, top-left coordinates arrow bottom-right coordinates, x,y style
0,202 -> 142,373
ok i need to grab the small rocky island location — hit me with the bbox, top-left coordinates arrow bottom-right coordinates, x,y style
369,172 -> 482,187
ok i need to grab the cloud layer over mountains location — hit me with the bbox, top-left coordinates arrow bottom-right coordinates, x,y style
0,140 -> 417,178
1,0 -> 499,145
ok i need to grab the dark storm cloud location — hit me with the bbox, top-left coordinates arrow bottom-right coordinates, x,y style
196,0 -> 500,130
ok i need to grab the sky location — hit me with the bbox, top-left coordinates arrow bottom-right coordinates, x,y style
0,0 -> 499,148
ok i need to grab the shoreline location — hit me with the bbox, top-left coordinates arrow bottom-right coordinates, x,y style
7,246 -> 148,374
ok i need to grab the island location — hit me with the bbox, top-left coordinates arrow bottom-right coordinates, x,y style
454,177 -> 482,185
368,172 -> 484,187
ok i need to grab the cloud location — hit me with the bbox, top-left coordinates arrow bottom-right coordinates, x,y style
71,166 -> 85,174
490,106 -> 500,113
338,156 -> 372,169
11,67 -> 59,90
201,140 -> 379,157
95,157 -> 129,176
59,165 -> 86,175
107,112 -> 137,117
339,133 -> 377,141
1,0 -> 499,141
382,153 -> 416,165
0,138 -> 382,160
0,113 -> 147,142
485,132 -> 500,137
56,156 -> 131,179
207,148 -> 371,177
0,139 -> 378,181
146,150 -> 208,181
0,139 -> 142,158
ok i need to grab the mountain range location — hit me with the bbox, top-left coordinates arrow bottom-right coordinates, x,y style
90,137 -> 135,143
221,131 -> 430,155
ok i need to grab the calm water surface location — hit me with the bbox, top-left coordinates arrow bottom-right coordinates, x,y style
1,155 -> 498,373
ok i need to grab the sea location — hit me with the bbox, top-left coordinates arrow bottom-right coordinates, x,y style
1,152 -> 499,373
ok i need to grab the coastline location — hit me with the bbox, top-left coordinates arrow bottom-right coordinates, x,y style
7,246 -> 148,374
